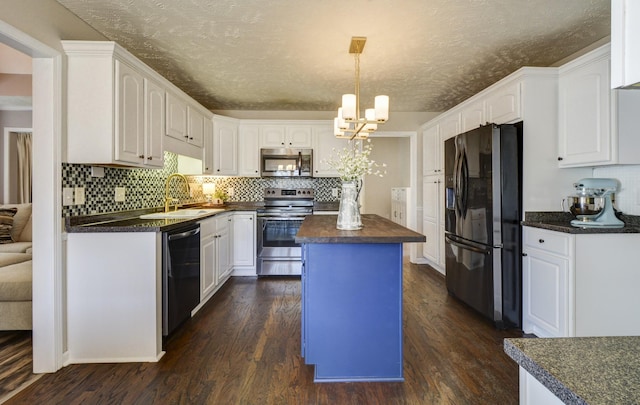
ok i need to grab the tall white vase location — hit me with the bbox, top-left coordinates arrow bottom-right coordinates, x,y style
336,181 -> 362,230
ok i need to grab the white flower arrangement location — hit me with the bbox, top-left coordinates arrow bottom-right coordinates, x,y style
326,139 -> 386,182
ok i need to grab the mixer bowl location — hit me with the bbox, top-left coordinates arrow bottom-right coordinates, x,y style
567,195 -> 605,218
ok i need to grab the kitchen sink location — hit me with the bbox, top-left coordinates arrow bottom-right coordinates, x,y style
140,208 -> 226,220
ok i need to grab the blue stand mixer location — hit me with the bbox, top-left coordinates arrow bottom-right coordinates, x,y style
567,178 -> 624,228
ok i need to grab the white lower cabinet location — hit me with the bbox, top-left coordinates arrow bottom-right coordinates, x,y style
232,212 -> 256,274
523,226 -> 640,337
200,213 -> 233,302
519,367 -> 564,405
422,175 -> 443,271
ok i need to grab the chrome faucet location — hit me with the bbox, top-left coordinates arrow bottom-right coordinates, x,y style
164,173 -> 190,212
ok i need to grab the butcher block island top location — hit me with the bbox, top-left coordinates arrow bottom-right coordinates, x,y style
295,214 -> 425,244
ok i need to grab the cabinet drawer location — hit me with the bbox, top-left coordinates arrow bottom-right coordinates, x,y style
523,227 -> 571,256
199,217 -> 216,236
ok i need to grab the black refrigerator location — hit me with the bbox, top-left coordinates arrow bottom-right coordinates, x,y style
444,123 -> 522,329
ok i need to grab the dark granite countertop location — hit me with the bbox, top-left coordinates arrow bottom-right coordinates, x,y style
295,214 -> 425,244
504,336 -> 640,405
522,212 -> 640,234
65,203 -> 259,233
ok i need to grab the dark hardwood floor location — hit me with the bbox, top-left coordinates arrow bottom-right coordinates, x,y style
0,331 -> 36,403
6,262 -> 521,404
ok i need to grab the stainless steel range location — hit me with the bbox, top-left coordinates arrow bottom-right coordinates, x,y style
256,187 -> 314,276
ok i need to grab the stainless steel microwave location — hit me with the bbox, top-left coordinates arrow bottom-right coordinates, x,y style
260,148 -> 313,177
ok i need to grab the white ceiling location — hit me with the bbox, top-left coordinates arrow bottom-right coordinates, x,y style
55,0 -> 610,113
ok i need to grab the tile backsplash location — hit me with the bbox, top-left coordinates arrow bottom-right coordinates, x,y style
592,165 -> 640,216
62,152 -> 340,217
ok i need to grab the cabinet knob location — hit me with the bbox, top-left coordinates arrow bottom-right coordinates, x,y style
189,137 -> 194,140
217,169 -> 220,172
522,253 -> 528,257
138,154 -> 144,159
205,167 -> 209,170
538,239 -> 545,243
147,156 -> 153,161
184,135 -> 189,139
557,157 -> 563,161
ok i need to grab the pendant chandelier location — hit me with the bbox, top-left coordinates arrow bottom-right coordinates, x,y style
334,36 -> 389,140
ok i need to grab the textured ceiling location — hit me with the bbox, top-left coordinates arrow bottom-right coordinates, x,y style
56,0 -> 610,112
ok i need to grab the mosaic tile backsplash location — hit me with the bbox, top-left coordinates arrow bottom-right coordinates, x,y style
62,152 -> 341,217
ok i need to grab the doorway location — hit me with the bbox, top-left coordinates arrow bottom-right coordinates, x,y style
0,20 -> 64,374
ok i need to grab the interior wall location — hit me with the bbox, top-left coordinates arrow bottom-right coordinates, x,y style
214,110 -> 438,132
0,110 -> 32,204
363,137 -> 411,218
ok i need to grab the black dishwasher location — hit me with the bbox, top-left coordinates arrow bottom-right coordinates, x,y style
163,223 -> 200,337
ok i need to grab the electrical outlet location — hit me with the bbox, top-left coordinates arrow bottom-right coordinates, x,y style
63,187 -> 74,206
115,187 -> 126,202
227,187 -> 234,197
332,188 -> 339,198
74,187 -> 85,205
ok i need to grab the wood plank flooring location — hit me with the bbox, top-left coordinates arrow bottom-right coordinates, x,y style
5,262 -> 521,404
0,331 -> 38,403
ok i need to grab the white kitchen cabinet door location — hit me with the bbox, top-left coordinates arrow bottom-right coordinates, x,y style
187,106 -> 205,148
166,90 -> 188,141
422,219 -> 438,263
260,125 -> 312,148
522,248 -> 569,338
485,81 -> 521,124
423,176 -> 439,223
313,124 -> 345,177
611,0 -> 640,88
238,124 -> 261,177
203,117 -> 214,174
286,126 -> 313,148
558,44 -> 640,167
260,125 -> 287,147
200,217 -> 219,298
216,215 -> 233,282
233,213 -> 256,268
201,231 -> 218,298
460,100 -> 485,132
144,77 -> 165,167
422,124 -> 441,176
115,60 -> 145,165
213,116 -> 238,175
558,47 -> 611,167
439,114 -> 460,141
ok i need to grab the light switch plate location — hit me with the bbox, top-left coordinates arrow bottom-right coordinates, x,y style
63,187 -> 74,206
115,187 -> 126,202
227,187 -> 234,197
74,187 -> 85,205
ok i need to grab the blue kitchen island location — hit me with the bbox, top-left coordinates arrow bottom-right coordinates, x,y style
295,214 -> 425,383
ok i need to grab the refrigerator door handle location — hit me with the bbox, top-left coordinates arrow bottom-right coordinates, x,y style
445,232 -> 503,253
460,151 -> 469,217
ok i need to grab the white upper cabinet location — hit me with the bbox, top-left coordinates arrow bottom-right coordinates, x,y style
460,100 -> 485,132
115,60 -> 144,165
260,125 -> 312,148
187,106 -> 205,148
485,81 -> 521,124
558,44 -> 640,167
143,77 -> 165,167
611,0 -> 640,88
63,41 -> 211,166
64,41 -> 165,168
212,115 -> 238,175
313,124 -> 344,177
166,90 -> 188,141
422,124 -> 441,176
238,124 -> 261,177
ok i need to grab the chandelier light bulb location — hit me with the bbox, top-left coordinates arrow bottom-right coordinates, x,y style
342,94 -> 357,120
375,95 -> 389,122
